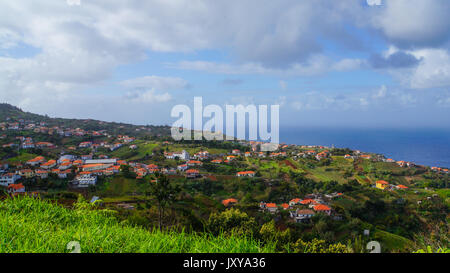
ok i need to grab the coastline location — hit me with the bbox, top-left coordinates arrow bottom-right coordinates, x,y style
279,127 -> 450,168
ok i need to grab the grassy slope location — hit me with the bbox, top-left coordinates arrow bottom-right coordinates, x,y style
0,196 -> 273,253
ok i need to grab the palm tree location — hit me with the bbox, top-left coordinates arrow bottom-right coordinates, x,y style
148,173 -> 180,230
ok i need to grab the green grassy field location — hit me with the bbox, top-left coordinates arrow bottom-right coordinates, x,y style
5,152 -> 39,164
0,196 -> 274,253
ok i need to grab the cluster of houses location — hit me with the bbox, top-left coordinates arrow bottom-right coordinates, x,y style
431,167 -> 449,174
164,149 -> 262,179
0,119 -> 109,138
259,193 -> 340,223
375,180 -> 409,191
294,149 -> 331,161
2,137 -> 56,150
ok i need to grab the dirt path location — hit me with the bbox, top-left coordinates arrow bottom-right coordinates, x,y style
282,159 -> 297,169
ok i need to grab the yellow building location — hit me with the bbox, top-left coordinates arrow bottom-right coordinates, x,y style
376,180 -> 389,190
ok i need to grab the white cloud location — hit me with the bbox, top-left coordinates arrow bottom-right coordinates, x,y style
66,0 -> 81,6
125,89 -> 172,103
166,56 -> 365,76
288,85 -> 430,112
371,0 -> 450,48
120,76 -> 188,91
0,0 -> 449,120
408,49 -> 450,89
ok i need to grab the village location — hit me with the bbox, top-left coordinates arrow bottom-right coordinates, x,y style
0,106 -> 448,253
1,115 -> 444,225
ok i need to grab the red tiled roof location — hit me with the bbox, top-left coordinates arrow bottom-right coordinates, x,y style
313,204 -> 331,211
8,183 -> 24,190
222,198 -> 238,206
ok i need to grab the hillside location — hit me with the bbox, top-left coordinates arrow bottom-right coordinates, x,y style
0,103 -> 44,121
0,103 -> 171,137
0,196 -> 273,253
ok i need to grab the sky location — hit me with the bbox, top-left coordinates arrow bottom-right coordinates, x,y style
0,0 -> 449,129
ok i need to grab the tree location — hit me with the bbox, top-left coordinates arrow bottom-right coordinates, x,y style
206,208 -> 258,237
148,173 -> 179,230
293,238 -> 348,253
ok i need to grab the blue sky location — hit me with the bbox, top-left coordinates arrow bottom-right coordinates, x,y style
0,0 -> 449,129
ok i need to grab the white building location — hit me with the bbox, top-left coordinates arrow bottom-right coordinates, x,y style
58,155 -> 76,164
0,173 -> 21,187
84,159 -> 117,165
165,150 -> 190,160
75,174 -> 97,188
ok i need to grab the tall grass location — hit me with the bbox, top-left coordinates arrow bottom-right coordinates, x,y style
0,196 -> 274,253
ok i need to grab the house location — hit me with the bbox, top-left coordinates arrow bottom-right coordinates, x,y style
396,184 -> 408,190
344,154 -> 352,159
26,156 -> 45,166
8,183 -> 25,194
265,203 -> 278,213
75,174 -> 97,188
397,161 -> 407,167
406,162 -> 415,168
22,141 -> 35,149
193,151 -> 209,160
79,142 -> 93,148
226,155 -> 236,161
58,170 -> 72,179
2,143 -> 18,148
165,150 -> 190,160
177,164 -> 188,172
35,170 -> 49,179
73,160 -> 84,166
187,160 -> 203,167
82,163 -> 112,172
291,209 -> 315,223
300,199 -> 317,205
313,204 -> 332,215
376,180 -> 389,190
289,198 -> 301,206
80,155 -> 93,160
85,159 -> 117,165
222,198 -> 238,207
231,149 -> 241,155
35,142 -> 55,149
0,173 -> 21,186
360,155 -> 372,160
211,159 -> 223,164
59,162 -> 73,170
236,171 -> 256,177
315,152 -> 329,161
135,168 -> 148,178
186,169 -> 200,178
162,168 -> 177,175
41,160 -> 57,169
244,152 -> 251,157
281,203 -> 289,210
18,169 -> 34,178
386,158 -> 395,163
129,145 -> 138,150
147,164 -> 159,174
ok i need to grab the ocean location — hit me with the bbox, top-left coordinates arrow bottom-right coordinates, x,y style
279,127 -> 450,168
